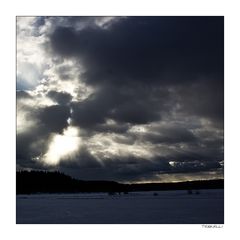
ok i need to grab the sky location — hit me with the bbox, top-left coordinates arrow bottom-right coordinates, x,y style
16,16 -> 224,183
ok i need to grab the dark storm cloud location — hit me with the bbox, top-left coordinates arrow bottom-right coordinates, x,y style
47,90 -> 72,105
110,100 -> 160,124
71,84 -> 171,129
37,105 -> 70,133
50,16 -> 223,126
140,126 -> 197,144
175,80 -> 224,127
94,122 -> 130,135
17,92 -> 70,134
16,130 -> 48,169
70,96 -> 154,130
17,118 -> 50,170
51,17 -> 223,86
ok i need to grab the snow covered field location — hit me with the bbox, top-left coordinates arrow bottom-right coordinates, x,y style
16,189 -> 224,224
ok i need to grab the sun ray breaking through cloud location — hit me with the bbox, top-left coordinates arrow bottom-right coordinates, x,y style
42,126 -> 81,165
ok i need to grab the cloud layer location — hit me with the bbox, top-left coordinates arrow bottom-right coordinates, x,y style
16,17 -> 224,182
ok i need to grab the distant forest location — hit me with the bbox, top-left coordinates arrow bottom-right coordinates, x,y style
16,171 -> 224,194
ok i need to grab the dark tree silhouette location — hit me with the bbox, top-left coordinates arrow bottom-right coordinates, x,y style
16,171 -> 223,194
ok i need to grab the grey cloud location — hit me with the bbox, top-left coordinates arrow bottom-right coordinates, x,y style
94,122 -> 130,135
37,105 -> 70,133
50,17 -> 223,87
177,81 -> 224,126
71,84 -> 171,129
16,90 -> 32,99
56,156 -> 171,182
50,16 -> 223,126
56,65 -> 75,81
141,126 -> 197,144
47,90 -> 72,105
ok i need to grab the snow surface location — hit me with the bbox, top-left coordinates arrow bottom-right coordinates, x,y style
16,189 -> 224,224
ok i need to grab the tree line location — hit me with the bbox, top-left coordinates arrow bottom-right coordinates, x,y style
16,170 -> 224,194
